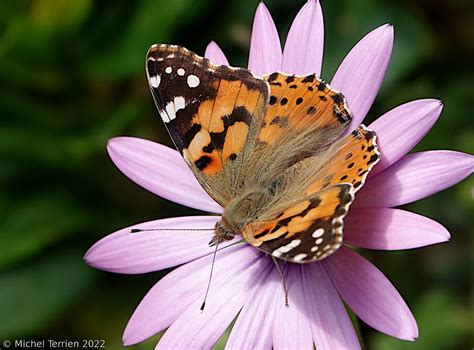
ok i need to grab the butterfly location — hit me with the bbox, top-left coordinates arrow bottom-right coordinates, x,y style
146,44 -> 380,263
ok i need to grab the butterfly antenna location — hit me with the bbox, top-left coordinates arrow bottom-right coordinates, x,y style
272,256 -> 289,307
200,242 -> 219,312
130,228 -> 214,233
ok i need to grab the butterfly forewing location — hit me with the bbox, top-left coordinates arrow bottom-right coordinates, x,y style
146,44 -> 269,205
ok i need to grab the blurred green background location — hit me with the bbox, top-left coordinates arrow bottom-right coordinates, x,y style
0,0 -> 472,349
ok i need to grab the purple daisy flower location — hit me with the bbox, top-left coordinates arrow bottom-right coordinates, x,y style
85,1 -> 473,348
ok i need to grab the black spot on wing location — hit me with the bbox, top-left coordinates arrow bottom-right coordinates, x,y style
268,72 -> 279,81
317,81 -> 327,91
307,106 -> 317,115
206,106 -> 253,151
331,93 -> 344,105
367,154 -> 379,165
195,156 -> 212,170
333,106 -> 351,123
270,116 -> 289,127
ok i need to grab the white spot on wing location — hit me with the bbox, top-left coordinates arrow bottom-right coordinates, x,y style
165,101 -> 176,121
158,109 -> 170,123
174,96 -> 186,113
177,68 -> 185,76
162,96 -> 186,123
150,75 -> 161,88
311,246 -> 319,252
293,254 -> 307,262
272,250 -> 282,258
315,238 -> 323,245
165,66 -> 172,74
312,228 -> 325,238
187,74 -> 200,88
271,239 -> 301,257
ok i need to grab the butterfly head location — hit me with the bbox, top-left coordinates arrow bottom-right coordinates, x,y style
210,217 -> 237,246
210,187 -> 276,246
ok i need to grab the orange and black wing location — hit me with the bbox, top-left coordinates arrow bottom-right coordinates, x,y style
242,126 -> 380,263
245,72 -> 352,177
146,44 -> 269,206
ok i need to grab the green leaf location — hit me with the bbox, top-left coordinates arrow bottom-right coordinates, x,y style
0,101 -> 145,166
0,196 -> 90,268
0,251 -> 96,337
30,0 -> 92,34
322,0 -> 430,90
87,0 -> 195,78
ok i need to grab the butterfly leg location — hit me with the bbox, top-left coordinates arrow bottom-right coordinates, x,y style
271,256 -> 289,307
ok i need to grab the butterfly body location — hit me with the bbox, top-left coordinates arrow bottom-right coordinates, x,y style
146,44 -> 380,263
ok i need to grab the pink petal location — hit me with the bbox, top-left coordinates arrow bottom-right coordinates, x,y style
344,208 -> 451,250
331,24 -> 394,134
107,137 -> 222,213
156,250 -> 270,349
84,216 -> 230,274
273,264 -> 313,349
282,0 -> 324,75
356,151 -> 474,208
225,266 -> 277,349
323,247 -> 418,341
302,263 -> 360,349
248,2 -> 282,75
204,41 -> 230,65
123,245 -> 265,346
370,99 -> 443,176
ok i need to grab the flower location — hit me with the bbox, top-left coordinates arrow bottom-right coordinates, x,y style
85,1 -> 474,348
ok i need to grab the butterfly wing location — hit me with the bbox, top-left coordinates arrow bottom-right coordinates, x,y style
146,44 -> 269,206
243,184 -> 354,262
242,125 -> 380,263
243,72 -> 352,183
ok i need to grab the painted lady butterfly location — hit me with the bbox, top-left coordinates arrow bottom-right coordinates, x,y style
146,44 -> 380,263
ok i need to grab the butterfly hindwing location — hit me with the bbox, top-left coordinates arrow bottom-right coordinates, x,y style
245,73 -> 352,179
242,184 -> 354,262
146,44 -> 269,205
303,125 -> 380,195
241,125 -> 380,262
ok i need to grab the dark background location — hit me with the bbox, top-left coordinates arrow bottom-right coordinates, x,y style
0,0 -> 472,348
